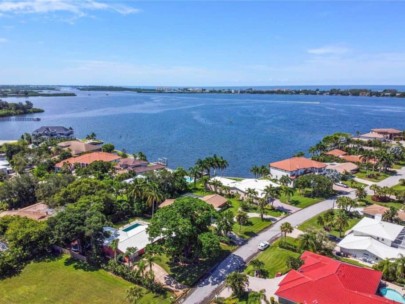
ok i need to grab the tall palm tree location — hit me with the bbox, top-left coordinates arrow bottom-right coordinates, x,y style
334,210 -> 349,238
188,166 -> 200,188
143,182 -> 163,216
210,179 -> 223,193
110,239 -> 119,262
355,186 -> 367,201
298,230 -> 318,252
280,222 -> 294,241
257,198 -> 267,221
225,272 -> 249,297
281,186 -> 295,203
124,247 -> 138,267
143,252 -> 160,274
236,211 -> 249,232
136,259 -> 146,277
263,185 -> 281,206
250,165 -> 260,178
395,254 -> 405,279
279,175 -> 292,187
245,188 -> 258,206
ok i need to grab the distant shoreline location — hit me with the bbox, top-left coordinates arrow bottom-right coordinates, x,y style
77,86 -> 405,98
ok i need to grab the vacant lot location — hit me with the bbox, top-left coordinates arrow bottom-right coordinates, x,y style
0,255 -> 171,304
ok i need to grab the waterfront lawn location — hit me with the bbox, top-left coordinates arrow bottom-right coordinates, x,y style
155,242 -> 235,287
298,211 -> 361,238
355,170 -> 393,182
232,217 -> 273,239
0,255 -> 170,304
280,191 -> 323,209
244,238 -> 300,278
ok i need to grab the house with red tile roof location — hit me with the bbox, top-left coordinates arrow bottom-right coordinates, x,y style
325,149 -> 347,157
55,152 -> 121,170
371,128 -> 402,140
269,157 -> 326,181
275,251 -> 397,304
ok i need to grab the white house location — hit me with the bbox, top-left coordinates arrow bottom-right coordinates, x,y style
338,217 -> 405,263
269,157 -> 326,181
209,177 -> 280,199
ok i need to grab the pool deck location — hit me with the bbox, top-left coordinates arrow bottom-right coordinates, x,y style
384,281 -> 405,296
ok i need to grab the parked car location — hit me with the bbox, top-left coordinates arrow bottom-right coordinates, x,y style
335,182 -> 348,188
258,241 -> 270,251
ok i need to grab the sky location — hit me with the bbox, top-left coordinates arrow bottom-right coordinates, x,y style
0,0 -> 404,86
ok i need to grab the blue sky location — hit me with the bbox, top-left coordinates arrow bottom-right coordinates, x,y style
0,0 -> 404,86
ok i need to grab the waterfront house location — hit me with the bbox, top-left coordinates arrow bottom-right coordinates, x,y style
55,151 -> 121,171
325,162 -> 359,175
269,157 -> 326,181
338,217 -> 405,263
358,132 -> 386,141
57,140 -> 102,156
275,251 -> 397,304
208,177 -> 280,200
115,158 -> 166,175
371,128 -> 402,140
32,126 -> 74,142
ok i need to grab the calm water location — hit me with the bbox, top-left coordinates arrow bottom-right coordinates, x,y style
1,90 -> 405,176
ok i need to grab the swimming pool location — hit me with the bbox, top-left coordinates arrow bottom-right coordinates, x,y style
184,176 -> 194,183
122,223 -> 141,233
379,287 -> 405,304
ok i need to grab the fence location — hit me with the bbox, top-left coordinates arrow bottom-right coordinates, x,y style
52,245 -> 87,262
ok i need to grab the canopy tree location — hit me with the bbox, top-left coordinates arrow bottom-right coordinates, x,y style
147,197 -> 218,261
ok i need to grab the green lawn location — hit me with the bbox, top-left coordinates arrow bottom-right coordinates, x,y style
244,238 -> 300,278
233,217 -> 273,239
155,242 -> 236,287
280,192 -> 323,209
362,195 -> 404,209
337,257 -> 371,268
0,255 -> 171,304
298,211 -> 361,238
355,170 -> 392,182
341,179 -> 367,189
227,198 -> 284,218
392,183 -> 405,194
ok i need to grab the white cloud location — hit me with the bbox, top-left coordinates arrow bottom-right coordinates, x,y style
0,0 -> 140,17
307,45 -> 350,56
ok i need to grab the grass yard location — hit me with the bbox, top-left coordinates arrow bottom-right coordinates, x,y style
341,179 -> 367,189
298,210 -> 361,238
338,257 -> 371,269
227,198 -> 285,218
355,170 -> 393,182
0,255 -> 171,304
233,217 -> 272,239
392,183 -> 405,194
244,238 -> 300,278
155,242 -> 236,287
280,192 -> 323,209
362,195 -> 404,209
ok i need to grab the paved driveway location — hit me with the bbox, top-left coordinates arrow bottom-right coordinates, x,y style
182,195 -> 341,304
365,166 -> 405,195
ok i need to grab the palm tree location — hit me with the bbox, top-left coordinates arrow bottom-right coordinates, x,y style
395,254 -> 405,279
124,247 -> 138,267
188,166 -> 200,188
110,239 -> 119,262
136,259 -> 146,277
210,179 -> 223,193
334,210 -> 349,237
280,222 -> 294,241
383,206 -> 399,223
143,182 -> 163,216
245,188 -> 258,206
143,252 -> 160,274
236,211 -> 249,232
126,286 -> 144,304
250,165 -> 260,178
355,186 -> 367,201
279,175 -> 292,187
281,186 -> 295,203
259,165 -> 270,177
298,229 -> 318,252
263,185 -> 281,206
225,272 -> 249,297
250,259 -> 265,277
257,198 -> 267,221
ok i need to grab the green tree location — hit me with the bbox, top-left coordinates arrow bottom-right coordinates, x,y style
126,286 -> 144,304
0,174 -> 38,209
280,222 -> 294,241
216,210 -> 235,237
257,198 -> 268,221
333,210 -> 349,238
383,206 -> 399,223
235,211 -> 249,232
147,197 -> 218,261
225,272 -> 249,297
286,256 -> 304,270
281,186 -> 295,203
101,143 -> 115,152
250,259 -> 265,277
336,196 -> 356,213
110,239 -> 119,262
198,232 -> 221,259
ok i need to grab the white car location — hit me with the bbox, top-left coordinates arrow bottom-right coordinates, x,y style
258,241 -> 270,251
